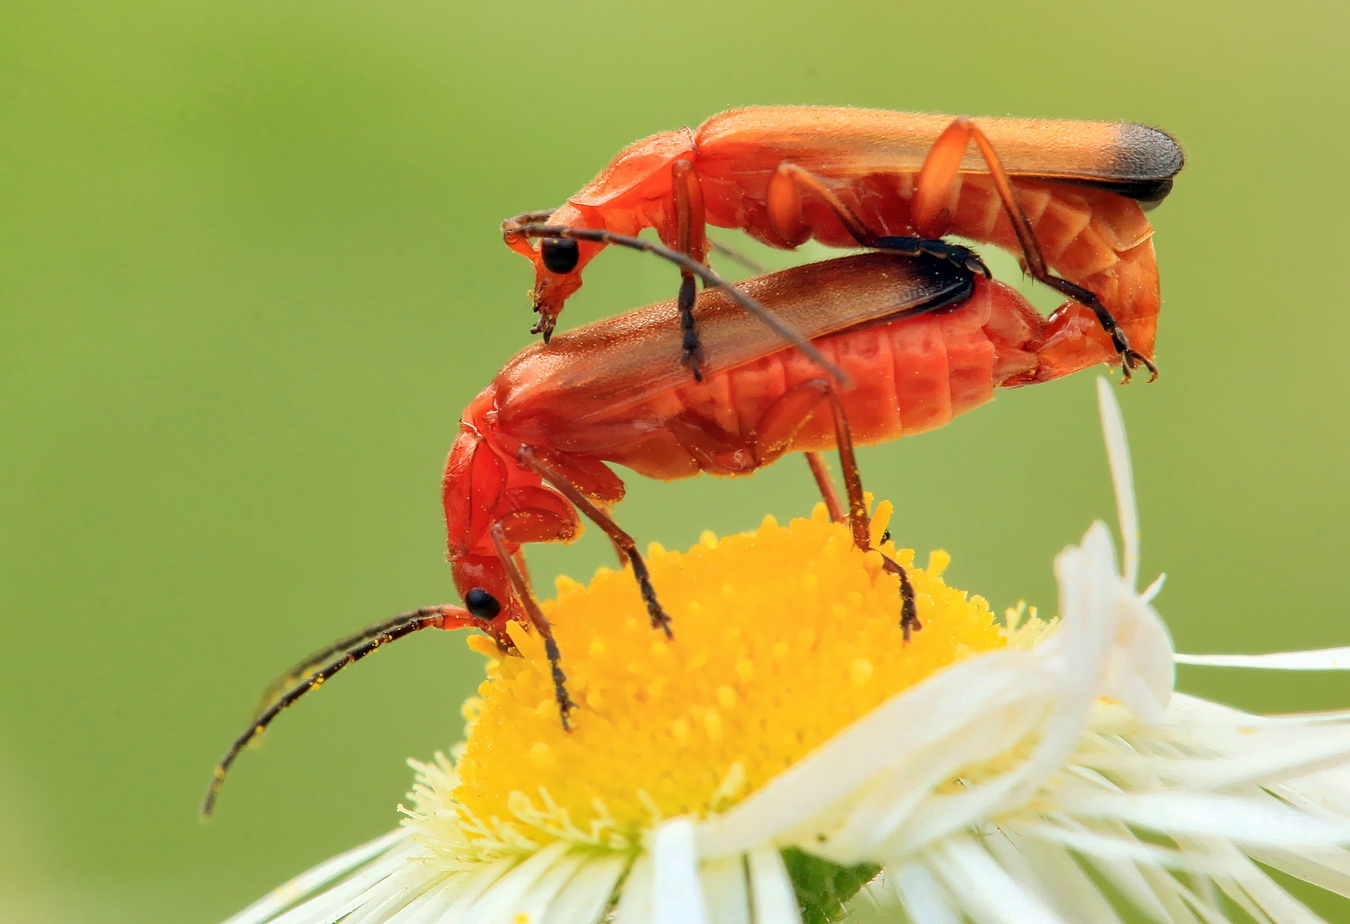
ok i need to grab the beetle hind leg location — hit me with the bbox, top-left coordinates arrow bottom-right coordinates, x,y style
816,385 -> 921,638
915,119 -> 1149,378
757,381 -> 921,638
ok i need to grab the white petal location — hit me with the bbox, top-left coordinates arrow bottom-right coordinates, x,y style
612,854 -> 656,923
283,844 -> 454,924
1273,767 -> 1350,826
344,863 -> 445,924
1137,864 -> 1225,923
1096,376 -> 1140,589
1022,820 -> 1210,871
539,854 -> 628,924
826,690 -> 1051,856
927,837 -> 1066,923
1141,729 -> 1350,792
1247,846 -> 1350,897
397,861 -> 517,922
744,847 -> 799,924
373,860 -> 511,924
1052,522 -> 1173,721
224,830 -> 407,924
1203,848 -> 1327,924
1103,588 -> 1175,722
1176,647 -> 1350,670
1142,572 -> 1166,602
987,828 -> 1119,921
652,820 -> 709,924
887,861 -> 962,924
700,855 -> 752,924
694,649 -> 1052,857
459,841 -> 575,923
1064,791 -> 1350,848
1071,831 -> 1203,923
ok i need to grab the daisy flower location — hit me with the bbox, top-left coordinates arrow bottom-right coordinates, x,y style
228,380 -> 1350,923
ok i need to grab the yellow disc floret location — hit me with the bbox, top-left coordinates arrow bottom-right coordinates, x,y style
407,502 -> 1005,860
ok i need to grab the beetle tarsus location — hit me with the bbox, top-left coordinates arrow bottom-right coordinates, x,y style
683,349 -> 705,382
543,636 -> 576,731
869,236 -> 991,280
531,309 -> 556,343
876,552 -> 921,641
630,552 -> 674,638
678,274 -> 706,381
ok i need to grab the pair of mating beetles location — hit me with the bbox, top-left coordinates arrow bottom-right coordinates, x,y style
204,106 -> 1184,815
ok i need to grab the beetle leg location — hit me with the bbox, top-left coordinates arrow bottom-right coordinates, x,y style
502,208 -> 558,259
672,159 -> 709,380
512,548 -> 533,590
515,446 -> 673,639
915,119 -> 1153,379
753,380 -> 920,638
489,524 -> 577,730
769,162 -> 875,247
868,236 -> 991,278
804,451 -> 845,523
769,165 -> 993,285
818,384 -> 921,638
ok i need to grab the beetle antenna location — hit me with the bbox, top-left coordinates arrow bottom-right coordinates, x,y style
707,236 -> 770,275
515,224 -> 851,388
201,604 -> 479,819
247,611 -> 444,722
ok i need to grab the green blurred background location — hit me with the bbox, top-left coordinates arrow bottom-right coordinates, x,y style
4,1 -> 1348,920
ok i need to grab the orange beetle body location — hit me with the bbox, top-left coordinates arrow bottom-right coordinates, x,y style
505,106 -> 1183,380
445,251 -> 1052,641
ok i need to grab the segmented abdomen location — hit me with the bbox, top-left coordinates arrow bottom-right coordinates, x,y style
599,277 -> 1044,481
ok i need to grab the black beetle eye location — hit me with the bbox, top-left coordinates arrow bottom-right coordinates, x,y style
540,237 -> 580,275
465,588 -> 502,621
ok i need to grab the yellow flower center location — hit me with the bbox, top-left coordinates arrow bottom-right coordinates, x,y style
421,503 -> 1005,858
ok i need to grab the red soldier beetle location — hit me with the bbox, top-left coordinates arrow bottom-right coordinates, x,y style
502,106 -> 1183,382
203,245 -> 1074,817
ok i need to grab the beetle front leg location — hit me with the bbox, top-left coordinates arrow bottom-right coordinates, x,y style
489,524 -> 577,730
502,208 -> 558,259
671,158 -> 709,380
515,447 -> 673,638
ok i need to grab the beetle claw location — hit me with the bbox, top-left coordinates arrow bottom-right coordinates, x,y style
1117,348 -> 1159,384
